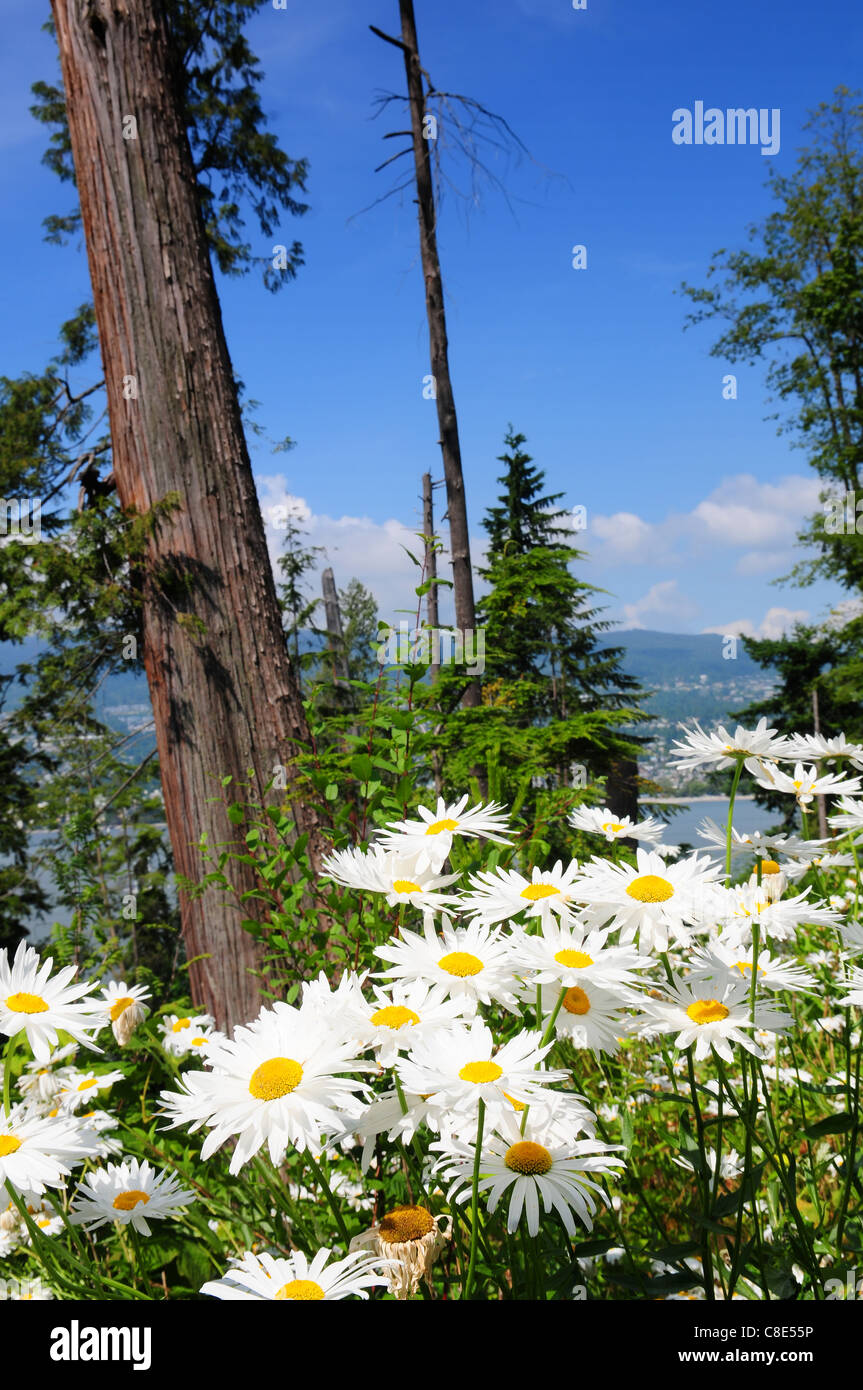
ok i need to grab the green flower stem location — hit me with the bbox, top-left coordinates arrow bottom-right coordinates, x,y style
305,1149 -> 352,1249
6,1186 -> 148,1300
539,987 -> 567,1050
684,1048 -> 715,1300
3,1033 -> 19,1118
462,1097 -> 486,1300
725,759 -> 745,885
721,1054 -> 769,1300
836,1036 -> 862,1251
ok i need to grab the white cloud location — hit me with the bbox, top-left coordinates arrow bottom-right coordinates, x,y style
701,606 -> 810,641
587,472 -> 822,570
621,580 -> 700,629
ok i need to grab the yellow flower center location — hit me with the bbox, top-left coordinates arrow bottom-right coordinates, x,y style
602,821 -> 626,834
370,1005 -> 420,1030
504,1141 -> 553,1176
554,949 -> 593,970
392,879 -> 422,894
626,874 -> 674,903
0,1136 -> 22,1158
520,884 -> 561,900
112,1190 -> 150,1211
503,1092 -> 526,1112
459,1060 -> 503,1085
734,962 -> 766,977
172,1019 -> 191,1033
109,996 -> 134,1021
686,1000 -> 730,1025
77,1079 -> 99,1092
425,818 -> 459,835
275,1280 -> 324,1301
562,986 -> 591,1015
248,1057 -> 304,1101
5,992 -> 49,1015
378,1205 -> 435,1244
438,951 -> 483,978
759,860 -> 781,875
793,780 -> 803,790
191,1037 -> 208,1046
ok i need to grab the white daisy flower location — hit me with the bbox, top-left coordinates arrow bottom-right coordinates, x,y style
836,967 -> 863,1009
782,732 -> 863,770
715,884 -> 843,947
159,1002 -> 370,1174
17,1046 -> 80,1106
687,941 -> 815,995
0,1104 -> 101,1197
395,1018 -> 566,1136
568,805 -> 663,843
746,759 -> 862,807
77,1109 -> 125,1160
100,982 -> 151,1046
574,848 -> 721,955
829,796 -> 863,834
670,717 -> 788,772
461,859 -> 582,927
375,913 -> 521,1012
57,1068 -> 125,1113
374,795 -> 512,873
530,979 -> 632,1055
160,1012 -> 216,1058
695,818 -> 829,872
783,851 -> 856,882
632,976 -> 792,1063
201,1246 -> 392,1301
432,1111 -> 623,1238
347,978 -> 469,1066
0,943 -> 105,1062
321,845 -> 462,913
508,920 -> 645,992
352,1087 -> 437,1172
70,1158 -> 195,1236
25,1201 -> 64,1242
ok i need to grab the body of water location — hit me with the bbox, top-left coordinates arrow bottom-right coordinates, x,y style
641,796 -> 781,850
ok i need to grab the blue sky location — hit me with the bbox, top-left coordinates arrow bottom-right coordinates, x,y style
1,0 -> 860,637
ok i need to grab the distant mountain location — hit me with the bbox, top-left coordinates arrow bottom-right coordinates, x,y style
613,629 -> 763,686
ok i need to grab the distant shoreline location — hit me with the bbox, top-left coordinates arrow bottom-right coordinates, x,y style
640,795 -> 756,805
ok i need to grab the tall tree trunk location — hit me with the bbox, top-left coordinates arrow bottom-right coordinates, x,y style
321,567 -> 350,685
51,0 -> 327,1031
378,0 -> 480,708
422,472 -> 440,682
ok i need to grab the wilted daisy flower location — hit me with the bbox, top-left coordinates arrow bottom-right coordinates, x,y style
375,913 -> 521,1012
160,1003 -> 369,1174
70,1158 -> 195,1235
375,795 -> 512,873
350,1205 -> 451,1299
509,920 -> 644,993
461,859 -> 582,927
575,848 -> 721,955
0,1104 -> 100,1197
670,717 -> 788,772
100,982 -> 151,1045
632,976 -> 792,1063
0,943 -> 105,1062
432,1111 -> 623,1238
57,1068 -> 125,1113
530,979 -> 631,1055
321,845 -> 461,913
568,805 -> 663,843
201,1247 -> 392,1301
396,1018 -> 566,1136
688,941 -> 815,995
746,759 -> 862,807
160,1012 -> 216,1058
